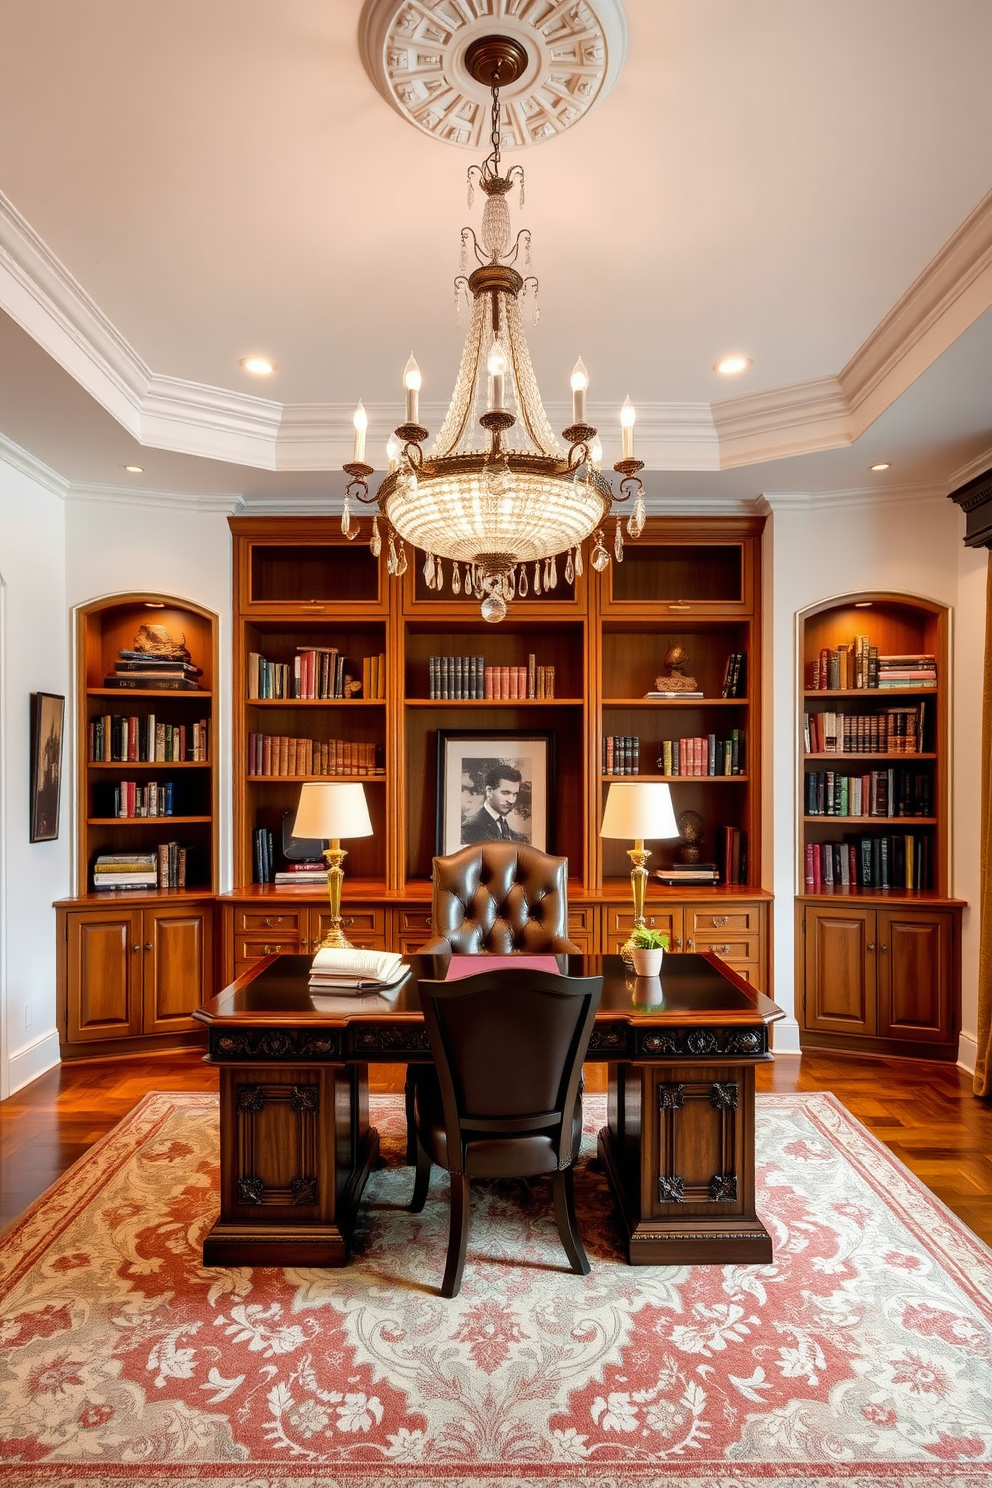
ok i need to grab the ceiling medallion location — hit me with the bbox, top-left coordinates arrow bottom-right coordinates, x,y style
342,34 -> 644,622
360,0 -> 627,150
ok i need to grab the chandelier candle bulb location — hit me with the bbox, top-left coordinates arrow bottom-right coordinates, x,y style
386,434 -> 401,471
571,358 -> 589,424
487,340 -> 508,412
403,355 -> 421,424
352,402 -> 368,464
620,396 -> 636,460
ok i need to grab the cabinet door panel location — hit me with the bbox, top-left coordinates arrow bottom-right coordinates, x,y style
804,907 -> 876,1036
66,910 -> 141,1042
143,904 -> 214,1034
878,911 -> 953,1044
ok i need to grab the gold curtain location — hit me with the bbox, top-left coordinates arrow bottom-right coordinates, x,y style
975,552 -> 992,1097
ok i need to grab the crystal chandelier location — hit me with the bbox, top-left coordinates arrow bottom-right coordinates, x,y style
341,35 -> 645,622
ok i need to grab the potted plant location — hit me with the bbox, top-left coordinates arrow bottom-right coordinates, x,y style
630,925 -> 669,976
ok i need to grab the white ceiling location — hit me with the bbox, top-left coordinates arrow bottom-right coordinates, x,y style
1,0 -> 992,504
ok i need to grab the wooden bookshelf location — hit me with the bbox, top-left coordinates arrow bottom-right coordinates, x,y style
55,592 -> 219,1059
795,591 -> 964,1060
222,514 -> 770,986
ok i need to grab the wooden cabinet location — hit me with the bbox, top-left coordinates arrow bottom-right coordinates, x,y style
603,895 -> 769,988
226,515 -> 770,981
799,901 -> 958,1058
57,897 -> 215,1058
795,590 -> 963,1059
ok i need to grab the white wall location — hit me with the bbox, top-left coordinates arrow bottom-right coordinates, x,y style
64,494 -> 235,894
0,460 -> 69,1095
764,490 -> 980,1062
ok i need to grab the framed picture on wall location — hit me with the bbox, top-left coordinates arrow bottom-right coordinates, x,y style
29,692 -> 66,843
437,730 -> 555,855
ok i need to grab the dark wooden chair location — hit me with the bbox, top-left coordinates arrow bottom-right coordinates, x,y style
409,967 -> 602,1298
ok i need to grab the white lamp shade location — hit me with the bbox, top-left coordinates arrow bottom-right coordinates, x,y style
600,781 -> 678,841
292,781 -> 373,840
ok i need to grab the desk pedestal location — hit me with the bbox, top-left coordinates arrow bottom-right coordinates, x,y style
203,1063 -> 378,1267
598,1059 -> 772,1265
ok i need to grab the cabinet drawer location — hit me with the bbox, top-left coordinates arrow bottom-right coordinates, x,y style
235,932 -> 304,961
568,907 -> 596,935
312,908 -> 386,951
687,932 -> 761,961
606,908 -> 681,938
685,905 -> 762,937
237,908 -> 306,933
399,908 -> 435,936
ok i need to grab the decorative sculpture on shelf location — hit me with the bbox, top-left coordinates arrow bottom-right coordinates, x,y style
655,644 -> 698,694
677,809 -> 705,865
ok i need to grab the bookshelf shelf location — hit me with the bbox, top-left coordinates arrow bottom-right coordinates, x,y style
795,590 -> 962,1062
86,815 -> 213,826
88,688 -> 213,700
604,773 -> 750,784
405,697 -> 584,708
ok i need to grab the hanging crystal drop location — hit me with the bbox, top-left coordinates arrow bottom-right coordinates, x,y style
464,565 -> 473,596
533,562 -> 541,596
451,563 -> 461,596
519,173 -> 525,208
507,566 -> 516,599
549,554 -> 559,588
435,558 -> 444,592
395,540 -> 408,577
565,549 -> 575,584
423,552 -> 435,588
467,171 -> 474,208
387,532 -> 398,576
341,494 -> 351,536
574,545 -> 584,578
591,530 -> 610,572
460,227 -> 471,274
615,517 -> 624,562
518,563 -> 528,597
370,515 -> 382,557
481,589 -> 507,623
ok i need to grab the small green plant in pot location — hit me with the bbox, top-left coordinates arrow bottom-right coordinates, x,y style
630,925 -> 669,976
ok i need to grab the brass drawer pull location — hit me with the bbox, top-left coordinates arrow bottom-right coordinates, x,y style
263,916 -> 285,928
713,943 -> 731,955
686,938 -> 694,949
710,915 -> 729,927
867,942 -> 875,952
263,943 -> 283,954
145,942 -> 152,951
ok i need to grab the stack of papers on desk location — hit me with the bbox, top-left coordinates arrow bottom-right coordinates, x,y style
308,946 -> 408,993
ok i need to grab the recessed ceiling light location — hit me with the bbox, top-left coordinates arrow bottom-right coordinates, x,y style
124,464 -> 144,473
870,462 -> 891,472
239,355 -> 276,375
714,354 -> 752,376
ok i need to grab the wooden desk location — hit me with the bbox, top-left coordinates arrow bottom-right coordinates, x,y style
194,953 -> 784,1268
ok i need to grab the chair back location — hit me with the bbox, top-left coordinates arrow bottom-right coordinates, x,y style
417,968 -> 602,1170
429,841 -> 574,953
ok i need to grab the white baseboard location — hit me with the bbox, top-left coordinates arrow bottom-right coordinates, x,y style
8,1029 -> 60,1093
957,1031 -> 978,1076
772,1017 -> 802,1055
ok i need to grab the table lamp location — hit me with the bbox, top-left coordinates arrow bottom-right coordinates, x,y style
292,781 -> 373,950
599,781 -> 679,963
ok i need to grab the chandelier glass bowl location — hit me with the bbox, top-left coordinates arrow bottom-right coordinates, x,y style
342,35 -> 645,621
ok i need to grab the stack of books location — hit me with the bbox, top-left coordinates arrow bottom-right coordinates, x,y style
93,852 -> 157,890
654,863 -> 720,885
274,860 -> 327,885
156,841 -> 187,887
876,654 -> 937,688
104,650 -> 202,691
308,947 -> 408,993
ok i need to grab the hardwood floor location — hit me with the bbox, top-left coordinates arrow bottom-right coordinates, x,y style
2,1048 -> 991,1246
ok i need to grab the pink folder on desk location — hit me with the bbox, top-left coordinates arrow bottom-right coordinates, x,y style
445,954 -> 563,981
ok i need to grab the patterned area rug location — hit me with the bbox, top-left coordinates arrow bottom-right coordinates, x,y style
2,1091 -> 992,1488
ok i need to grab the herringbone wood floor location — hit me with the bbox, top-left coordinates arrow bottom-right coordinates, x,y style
2,1050 -> 991,1245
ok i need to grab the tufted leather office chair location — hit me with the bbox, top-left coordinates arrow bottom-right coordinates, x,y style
417,840 -> 582,956
410,967 -> 602,1297
406,842 -> 582,1161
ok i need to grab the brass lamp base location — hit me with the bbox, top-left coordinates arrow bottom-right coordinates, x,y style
620,840 -> 651,967
316,843 -> 355,951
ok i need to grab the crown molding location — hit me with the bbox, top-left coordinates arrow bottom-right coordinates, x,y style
762,482 -> 946,513
65,482 -> 242,513
0,431 -> 69,498
712,377 -> 851,468
840,186 -> 992,435
947,442 -> 992,493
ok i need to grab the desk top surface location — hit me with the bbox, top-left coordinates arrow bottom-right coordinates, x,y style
196,952 -> 783,1029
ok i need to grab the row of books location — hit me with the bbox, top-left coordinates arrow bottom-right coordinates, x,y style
427,656 -> 556,700
658,732 -> 745,777
804,767 -> 933,819
252,827 -> 276,884
109,780 -> 177,818
720,652 -> 747,698
88,715 -> 209,763
808,639 -> 937,692
804,833 -> 931,891
274,860 -> 327,885
247,649 -> 370,701
92,842 -> 188,889
603,735 -> 640,775
804,704 -> 926,755
717,825 -> 747,885
247,734 -> 382,777
104,650 -> 203,692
